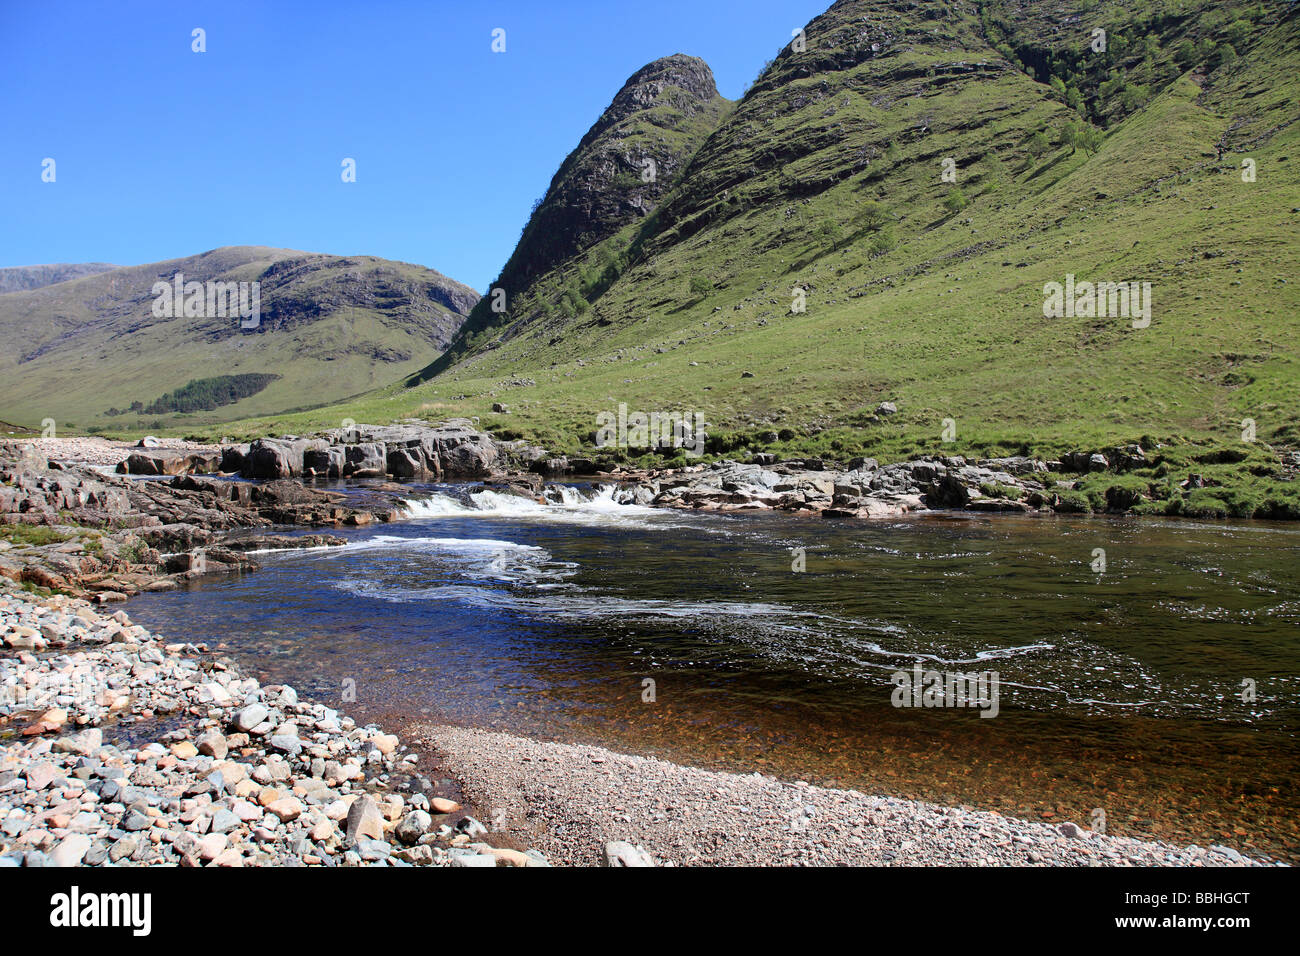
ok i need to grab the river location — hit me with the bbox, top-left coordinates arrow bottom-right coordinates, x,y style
124,481 -> 1300,862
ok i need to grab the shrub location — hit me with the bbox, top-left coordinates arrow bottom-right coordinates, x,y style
1053,490 -> 1092,513
816,218 -> 843,248
1182,490 -> 1230,519
869,225 -> 898,256
859,201 -> 890,230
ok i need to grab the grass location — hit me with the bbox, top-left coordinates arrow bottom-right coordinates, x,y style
0,525 -> 74,548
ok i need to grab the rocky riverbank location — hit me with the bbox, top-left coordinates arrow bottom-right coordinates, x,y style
0,450 -> 406,602
426,725 -> 1270,868
3,421 -> 1244,606
0,588 -> 548,868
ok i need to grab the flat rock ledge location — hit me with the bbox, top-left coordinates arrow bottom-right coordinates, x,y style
0,588 -> 547,868
425,725 -> 1272,868
615,452 -> 1140,520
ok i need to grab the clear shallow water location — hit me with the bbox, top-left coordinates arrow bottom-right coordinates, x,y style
126,482 -> 1300,861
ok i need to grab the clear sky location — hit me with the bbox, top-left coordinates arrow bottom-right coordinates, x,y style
0,0 -> 830,291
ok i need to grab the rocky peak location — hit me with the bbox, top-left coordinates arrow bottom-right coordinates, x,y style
419,53 -> 730,378
579,54 -> 721,145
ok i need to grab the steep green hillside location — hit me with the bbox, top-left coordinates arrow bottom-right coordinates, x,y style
0,246 -> 478,432
159,0 -> 1300,513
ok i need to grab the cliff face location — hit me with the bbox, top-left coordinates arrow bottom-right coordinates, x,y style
513,53 -> 728,285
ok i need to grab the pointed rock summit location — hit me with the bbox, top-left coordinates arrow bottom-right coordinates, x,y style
416,54 -> 730,378
580,53 -> 722,144
509,52 -> 728,287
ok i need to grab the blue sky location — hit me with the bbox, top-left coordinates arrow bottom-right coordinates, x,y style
0,0 -> 829,291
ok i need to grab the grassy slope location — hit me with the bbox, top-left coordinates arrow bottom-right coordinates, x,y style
145,2 -> 1300,513
0,246 -> 478,433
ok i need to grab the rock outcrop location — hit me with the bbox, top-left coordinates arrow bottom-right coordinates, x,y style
238,420 -> 504,482
0,449 -> 402,600
639,454 -> 1069,519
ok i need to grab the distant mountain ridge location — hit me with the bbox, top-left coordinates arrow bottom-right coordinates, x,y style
0,262 -> 119,294
0,246 -> 479,429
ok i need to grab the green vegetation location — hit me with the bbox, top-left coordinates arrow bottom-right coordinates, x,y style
979,482 -> 1024,500
0,524 -> 73,547
977,0 -> 1274,126
1052,489 -> 1093,514
112,373 -> 281,416
0,246 -> 477,432
119,540 -> 148,564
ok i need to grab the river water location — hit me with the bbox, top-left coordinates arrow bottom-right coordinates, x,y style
125,482 -> 1300,862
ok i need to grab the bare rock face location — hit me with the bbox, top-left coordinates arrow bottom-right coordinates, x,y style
343,443 -> 386,478
117,449 -> 221,477
505,54 -> 727,288
245,438 -> 326,480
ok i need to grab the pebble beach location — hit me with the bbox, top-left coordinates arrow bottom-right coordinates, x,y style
0,588 -> 546,868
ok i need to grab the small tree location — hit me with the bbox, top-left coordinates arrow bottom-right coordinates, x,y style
1212,43 -> 1238,70
1027,131 -> 1050,158
1064,120 -> 1103,155
1119,84 -> 1149,112
1225,19 -> 1250,49
858,200 -> 890,231
869,225 -> 898,257
688,275 -> 713,299
816,217 -> 843,248
982,153 -> 1009,193
943,188 -> 968,214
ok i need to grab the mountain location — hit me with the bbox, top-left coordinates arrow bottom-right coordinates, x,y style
0,246 -> 478,430
415,53 -> 731,378
334,0 -> 1297,517
0,263 -> 119,294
